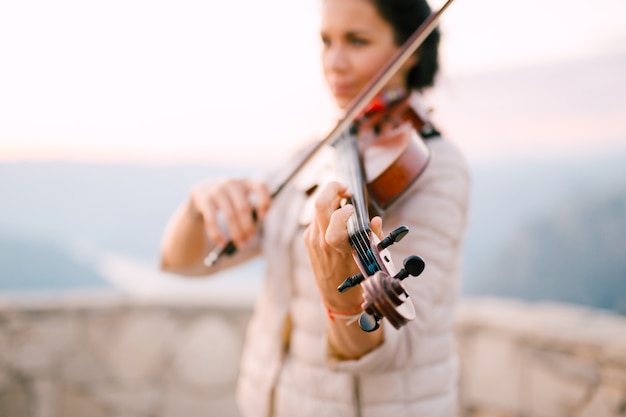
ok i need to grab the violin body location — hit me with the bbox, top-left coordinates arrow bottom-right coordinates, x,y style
356,94 -> 433,211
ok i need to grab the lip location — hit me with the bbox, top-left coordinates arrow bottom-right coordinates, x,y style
330,83 -> 357,99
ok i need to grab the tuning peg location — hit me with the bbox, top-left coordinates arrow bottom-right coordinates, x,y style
337,272 -> 364,293
377,226 -> 409,250
359,312 -> 381,332
394,255 -> 425,280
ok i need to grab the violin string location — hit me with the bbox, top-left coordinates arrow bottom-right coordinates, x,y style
338,131 -> 375,272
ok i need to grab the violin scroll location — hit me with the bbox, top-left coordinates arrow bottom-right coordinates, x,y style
336,223 -> 426,332
358,255 -> 425,332
359,271 -> 412,331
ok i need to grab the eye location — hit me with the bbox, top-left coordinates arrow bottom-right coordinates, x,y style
347,34 -> 369,46
320,34 -> 331,47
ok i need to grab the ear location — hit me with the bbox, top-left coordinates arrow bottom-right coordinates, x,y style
398,53 -> 419,84
406,52 -> 419,68
399,52 -> 419,77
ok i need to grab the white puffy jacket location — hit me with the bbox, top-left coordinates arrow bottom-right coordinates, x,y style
216,134 -> 470,417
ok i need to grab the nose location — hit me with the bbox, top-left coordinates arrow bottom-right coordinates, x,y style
323,44 -> 349,75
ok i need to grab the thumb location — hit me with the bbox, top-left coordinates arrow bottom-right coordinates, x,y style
370,216 -> 383,239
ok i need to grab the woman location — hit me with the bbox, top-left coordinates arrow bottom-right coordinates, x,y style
160,0 -> 470,415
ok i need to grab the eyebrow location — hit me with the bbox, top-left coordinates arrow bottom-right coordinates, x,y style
318,29 -> 374,39
346,30 -> 372,37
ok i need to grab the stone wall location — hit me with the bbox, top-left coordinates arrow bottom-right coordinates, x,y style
0,292 -> 625,417
0,291 -> 251,417
457,298 -> 626,417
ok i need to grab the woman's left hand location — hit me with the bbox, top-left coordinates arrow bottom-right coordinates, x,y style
304,181 -> 386,357
303,181 -> 383,309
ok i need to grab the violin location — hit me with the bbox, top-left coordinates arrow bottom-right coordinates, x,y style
205,0 -> 456,332
331,90 -> 435,332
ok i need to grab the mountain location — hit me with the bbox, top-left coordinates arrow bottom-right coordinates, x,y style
1,150 -> 625,314
0,162 -> 257,292
507,187 -> 626,313
463,159 -> 626,314
0,162 -> 256,261
0,233 -> 108,291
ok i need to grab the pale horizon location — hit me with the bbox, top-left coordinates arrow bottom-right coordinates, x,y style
1,0 -> 625,167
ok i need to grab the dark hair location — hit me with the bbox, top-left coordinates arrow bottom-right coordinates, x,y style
370,0 -> 440,91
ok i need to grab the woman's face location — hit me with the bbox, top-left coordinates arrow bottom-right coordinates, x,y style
320,0 -> 415,110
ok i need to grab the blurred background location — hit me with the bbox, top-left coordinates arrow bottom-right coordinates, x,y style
1,0 -> 625,312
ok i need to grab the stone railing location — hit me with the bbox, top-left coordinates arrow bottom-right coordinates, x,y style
456,298 -> 626,417
0,290 -> 252,417
0,292 -> 625,417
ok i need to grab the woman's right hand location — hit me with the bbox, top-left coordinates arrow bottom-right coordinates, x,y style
188,177 -> 271,250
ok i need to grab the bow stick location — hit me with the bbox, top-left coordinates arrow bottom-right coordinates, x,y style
205,0 -> 457,266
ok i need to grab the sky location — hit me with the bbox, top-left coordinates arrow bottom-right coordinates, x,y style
1,0 -> 625,167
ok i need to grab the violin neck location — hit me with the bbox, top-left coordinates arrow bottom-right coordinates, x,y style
334,129 -> 388,279
334,131 -> 371,236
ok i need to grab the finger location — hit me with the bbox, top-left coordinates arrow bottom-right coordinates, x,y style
196,196 -> 229,247
370,216 -> 383,239
208,185 -> 249,247
313,181 -> 350,230
223,180 -> 258,242
303,211 -> 321,249
325,203 -> 355,250
246,179 -> 272,220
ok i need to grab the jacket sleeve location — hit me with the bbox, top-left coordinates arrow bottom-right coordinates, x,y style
326,137 -> 471,372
